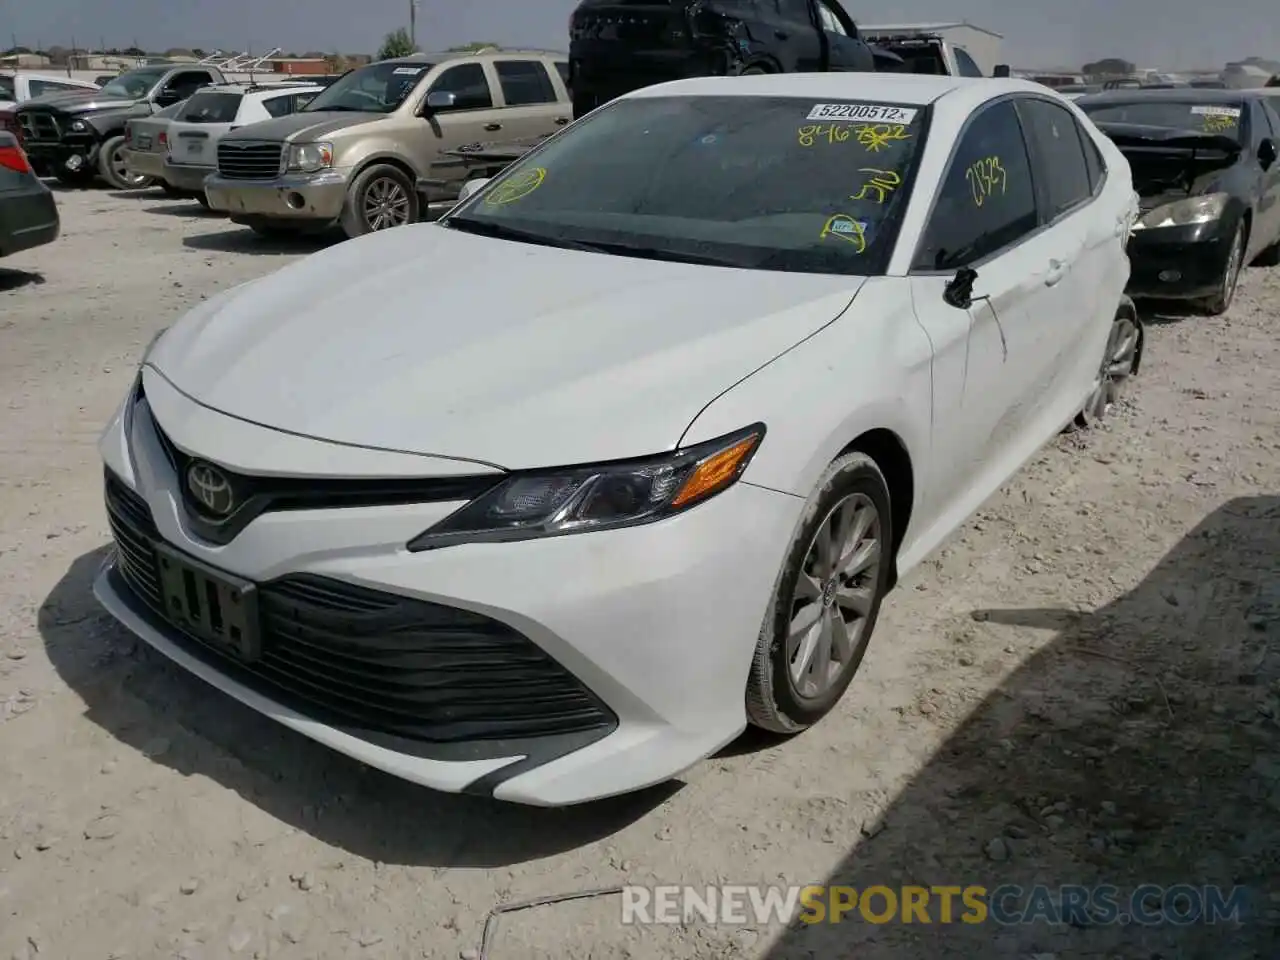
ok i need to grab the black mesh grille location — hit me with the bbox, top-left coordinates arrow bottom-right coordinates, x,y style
102,470 -> 617,753
216,141 -> 284,179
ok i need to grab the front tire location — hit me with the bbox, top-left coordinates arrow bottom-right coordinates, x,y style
98,135 -> 154,190
1196,221 -> 1244,315
746,452 -> 894,734
339,164 -> 417,239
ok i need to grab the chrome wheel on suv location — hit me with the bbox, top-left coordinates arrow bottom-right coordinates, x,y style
341,164 -> 418,238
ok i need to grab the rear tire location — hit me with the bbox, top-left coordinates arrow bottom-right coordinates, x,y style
1074,301 -> 1142,428
745,452 -> 894,734
98,135 -> 154,190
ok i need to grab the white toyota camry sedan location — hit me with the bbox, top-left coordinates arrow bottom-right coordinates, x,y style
95,73 -> 1142,806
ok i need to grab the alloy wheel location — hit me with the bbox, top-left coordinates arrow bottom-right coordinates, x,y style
363,177 -> 411,231
111,146 -> 149,188
1080,312 -> 1141,424
786,492 -> 882,699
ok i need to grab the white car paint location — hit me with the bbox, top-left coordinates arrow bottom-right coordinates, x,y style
96,72 -> 1136,806
0,71 -> 100,110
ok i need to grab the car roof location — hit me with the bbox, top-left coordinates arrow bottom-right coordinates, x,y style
624,73 -> 1046,108
201,83 -> 323,95
1078,87 -> 1255,106
3,71 -> 98,86
385,49 -> 566,66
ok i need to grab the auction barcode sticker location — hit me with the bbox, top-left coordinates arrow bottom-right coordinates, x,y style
806,103 -> 918,124
1190,105 -> 1241,117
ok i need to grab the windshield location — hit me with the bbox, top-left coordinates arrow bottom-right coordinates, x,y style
1080,99 -> 1246,138
301,61 -> 433,113
445,95 -> 927,275
178,91 -> 242,123
100,67 -> 167,99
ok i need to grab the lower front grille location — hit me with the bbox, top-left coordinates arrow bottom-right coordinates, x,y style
17,112 -> 60,142
216,141 -> 284,179
102,471 -> 617,755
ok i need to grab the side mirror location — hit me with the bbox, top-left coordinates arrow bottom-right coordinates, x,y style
456,177 -> 490,204
1259,138 -> 1277,170
425,90 -> 457,112
943,266 -> 978,309
993,64 -> 1011,78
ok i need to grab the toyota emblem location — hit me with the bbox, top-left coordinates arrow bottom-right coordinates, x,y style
186,462 -> 235,516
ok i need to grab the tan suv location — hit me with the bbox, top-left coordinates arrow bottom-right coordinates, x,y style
203,49 -> 571,238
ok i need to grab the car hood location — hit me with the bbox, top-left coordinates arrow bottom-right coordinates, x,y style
148,224 -> 863,470
221,110 -> 385,144
1097,123 -> 1242,205
19,91 -> 139,114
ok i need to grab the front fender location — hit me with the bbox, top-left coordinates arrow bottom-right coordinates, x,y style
82,107 -> 147,139
679,278 -> 932,506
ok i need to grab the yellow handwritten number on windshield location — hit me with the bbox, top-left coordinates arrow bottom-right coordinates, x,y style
851,168 -> 902,203
964,156 -> 1007,207
820,215 -> 866,253
484,166 -> 546,205
798,124 -> 852,146
853,124 -> 910,152
1202,113 -> 1236,132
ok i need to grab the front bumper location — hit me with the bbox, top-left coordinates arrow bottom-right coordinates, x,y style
20,138 -> 97,175
161,159 -> 215,192
94,378 -> 803,805
0,186 -> 59,256
204,170 -> 350,223
123,147 -> 166,180
1125,221 -> 1233,300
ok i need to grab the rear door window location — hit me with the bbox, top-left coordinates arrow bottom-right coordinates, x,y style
1017,97 -> 1092,217
554,60 -> 570,94
495,61 -> 558,106
178,92 -> 243,123
261,93 -> 295,118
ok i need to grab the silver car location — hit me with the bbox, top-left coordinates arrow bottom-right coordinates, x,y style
122,100 -> 187,193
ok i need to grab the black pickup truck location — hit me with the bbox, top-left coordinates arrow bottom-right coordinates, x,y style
15,62 -> 227,188
568,0 -> 896,118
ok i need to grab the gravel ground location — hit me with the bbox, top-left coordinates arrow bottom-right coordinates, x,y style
1,187 -> 1277,960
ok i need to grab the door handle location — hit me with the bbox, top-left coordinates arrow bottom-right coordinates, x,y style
1044,259 -> 1068,286
484,122 -> 501,131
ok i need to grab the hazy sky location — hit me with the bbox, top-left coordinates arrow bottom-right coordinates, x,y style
3,0 -> 1278,72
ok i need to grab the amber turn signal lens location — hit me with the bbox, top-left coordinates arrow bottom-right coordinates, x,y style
671,434 -> 761,508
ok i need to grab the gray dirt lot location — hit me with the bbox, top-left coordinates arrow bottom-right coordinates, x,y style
1,187 -> 1278,960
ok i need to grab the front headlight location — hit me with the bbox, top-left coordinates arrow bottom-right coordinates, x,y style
407,424 -> 765,551
1133,192 -> 1229,230
287,141 -> 333,173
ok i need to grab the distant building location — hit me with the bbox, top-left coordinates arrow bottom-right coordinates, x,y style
861,21 -> 1004,75
0,52 -> 53,68
68,53 -> 144,71
267,57 -> 329,75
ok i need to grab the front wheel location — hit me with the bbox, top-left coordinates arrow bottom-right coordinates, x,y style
1196,221 -> 1244,316
98,135 -> 154,190
746,452 -> 894,734
339,164 -> 417,239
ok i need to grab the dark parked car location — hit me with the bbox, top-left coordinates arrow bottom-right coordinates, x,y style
567,0 -> 887,118
1078,88 -> 1280,315
15,62 -> 227,189
0,131 -> 58,258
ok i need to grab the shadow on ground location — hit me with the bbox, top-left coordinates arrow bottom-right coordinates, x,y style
38,546 -> 679,868
0,268 -> 44,291
182,228 -> 336,255
140,203 -> 224,218
763,496 -> 1280,958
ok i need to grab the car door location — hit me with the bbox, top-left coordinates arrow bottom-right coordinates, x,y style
763,0 -> 826,72
490,58 -> 571,144
409,62 -> 502,181
814,0 -> 874,71
907,97 -> 1061,527
1249,98 -> 1280,251
1014,96 -> 1113,407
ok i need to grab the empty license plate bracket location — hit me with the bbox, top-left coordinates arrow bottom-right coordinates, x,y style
156,543 -> 261,661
